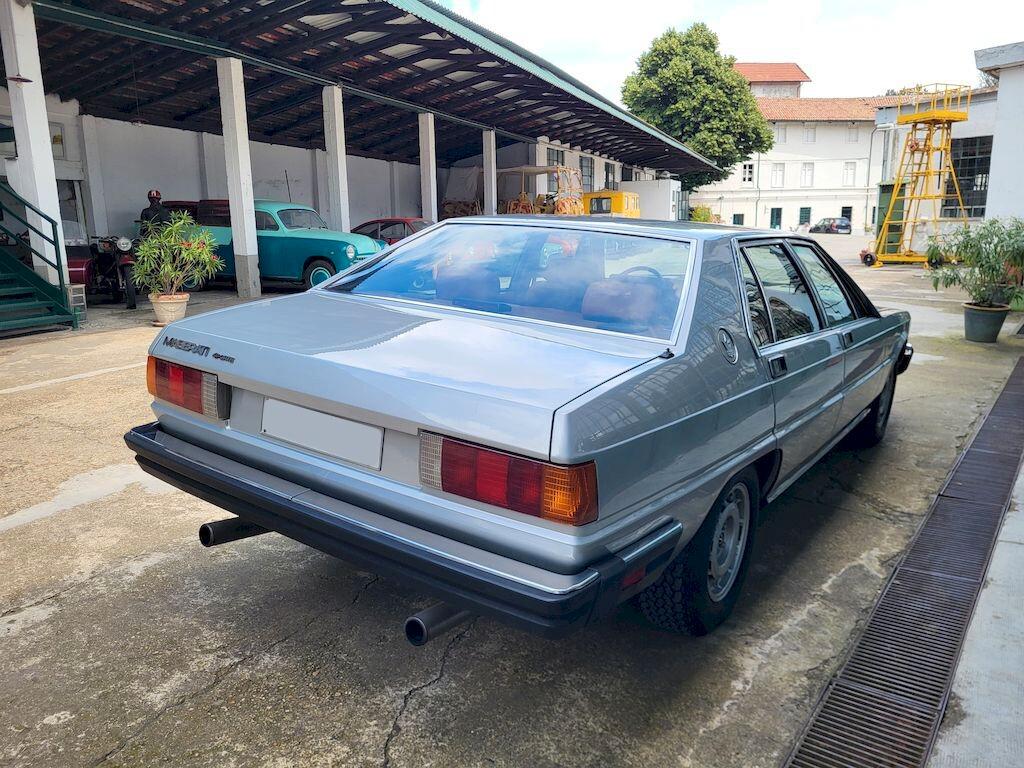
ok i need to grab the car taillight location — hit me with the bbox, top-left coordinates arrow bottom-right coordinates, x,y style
146,356 -> 230,419
419,432 -> 598,525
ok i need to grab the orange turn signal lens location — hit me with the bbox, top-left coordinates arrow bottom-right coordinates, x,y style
419,432 -> 598,525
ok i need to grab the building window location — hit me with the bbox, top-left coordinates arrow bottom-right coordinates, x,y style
770,163 -> 785,188
944,135 -> 992,218
799,207 -> 811,225
843,161 -> 856,187
800,162 -> 814,188
773,124 -> 786,144
847,125 -> 859,143
741,162 -> 754,184
803,125 -> 816,143
871,205 -> 877,225
733,213 -> 745,226
841,206 -> 853,221
604,162 -> 617,190
546,147 -> 565,193
579,156 -> 594,192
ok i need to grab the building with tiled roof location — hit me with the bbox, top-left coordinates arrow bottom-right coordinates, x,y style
734,63 -> 811,97
692,64 -> 892,232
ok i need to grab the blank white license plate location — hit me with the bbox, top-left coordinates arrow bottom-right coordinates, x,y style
261,399 -> 383,470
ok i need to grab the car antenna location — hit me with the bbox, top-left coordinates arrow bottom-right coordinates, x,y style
659,348 -> 674,359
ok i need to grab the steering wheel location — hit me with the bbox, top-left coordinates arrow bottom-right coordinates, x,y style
619,265 -> 664,280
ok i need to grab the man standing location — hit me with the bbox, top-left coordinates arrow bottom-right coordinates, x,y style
139,189 -> 171,231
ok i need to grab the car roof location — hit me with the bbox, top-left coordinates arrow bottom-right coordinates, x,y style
440,215 -> 782,242
254,200 -> 316,213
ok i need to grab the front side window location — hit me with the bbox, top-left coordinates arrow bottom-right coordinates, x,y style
353,222 -> 379,237
254,210 -> 279,231
279,208 -> 328,230
743,243 -> 820,341
331,223 -> 693,341
789,243 -> 855,326
380,222 -> 406,240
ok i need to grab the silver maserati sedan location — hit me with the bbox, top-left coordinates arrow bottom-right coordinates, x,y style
126,216 -> 911,643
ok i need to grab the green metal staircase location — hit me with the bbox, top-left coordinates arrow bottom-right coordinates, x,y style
0,181 -> 77,333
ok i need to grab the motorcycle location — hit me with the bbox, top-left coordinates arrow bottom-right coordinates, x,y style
67,235 -> 137,309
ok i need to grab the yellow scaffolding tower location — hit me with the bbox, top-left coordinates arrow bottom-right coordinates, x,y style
869,84 -> 971,267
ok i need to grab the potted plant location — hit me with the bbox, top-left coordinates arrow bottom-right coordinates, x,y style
133,211 -> 222,327
931,219 -> 1024,343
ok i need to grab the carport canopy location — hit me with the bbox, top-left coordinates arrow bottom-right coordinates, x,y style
1,0 -> 717,297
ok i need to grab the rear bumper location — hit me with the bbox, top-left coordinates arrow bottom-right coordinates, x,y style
125,422 -> 682,637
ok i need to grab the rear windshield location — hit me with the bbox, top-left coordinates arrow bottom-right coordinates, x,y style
330,223 -> 692,340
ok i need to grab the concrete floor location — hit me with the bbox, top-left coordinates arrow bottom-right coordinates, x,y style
1,234 -> 1022,768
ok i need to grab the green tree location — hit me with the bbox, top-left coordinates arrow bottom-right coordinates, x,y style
622,24 -> 773,189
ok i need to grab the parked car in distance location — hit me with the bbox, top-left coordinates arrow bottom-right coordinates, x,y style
164,199 -> 381,288
353,217 -> 428,244
810,216 -> 852,235
126,217 -> 912,643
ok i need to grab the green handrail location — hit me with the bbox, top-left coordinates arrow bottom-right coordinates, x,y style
0,179 -> 68,301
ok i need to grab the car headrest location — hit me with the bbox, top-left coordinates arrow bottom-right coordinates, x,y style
581,277 -> 661,328
434,262 -> 500,304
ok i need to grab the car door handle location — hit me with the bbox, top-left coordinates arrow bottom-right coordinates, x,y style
768,354 -> 788,378
841,330 -> 855,347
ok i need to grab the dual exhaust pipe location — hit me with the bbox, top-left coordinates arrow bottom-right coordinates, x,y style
200,517 -> 473,645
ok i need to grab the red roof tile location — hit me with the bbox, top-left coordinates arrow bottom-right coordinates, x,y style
756,96 -> 905,121
734,62 -> 811,83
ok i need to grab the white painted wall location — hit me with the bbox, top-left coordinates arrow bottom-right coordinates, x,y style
750,82 -> 802,97
690,120 -> 881,231
984,63 -> 1024,218
619,179 -> 681,220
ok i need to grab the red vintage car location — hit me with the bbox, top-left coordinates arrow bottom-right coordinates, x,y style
352,217 -> 428,244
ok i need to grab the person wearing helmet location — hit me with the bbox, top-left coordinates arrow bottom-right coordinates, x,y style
140,189 -> 171,231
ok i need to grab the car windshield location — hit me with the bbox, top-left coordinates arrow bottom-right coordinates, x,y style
330,223 -> 692,340
278,208 -> 328,230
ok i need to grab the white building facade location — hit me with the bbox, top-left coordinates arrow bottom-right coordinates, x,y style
690,100 -> 888,233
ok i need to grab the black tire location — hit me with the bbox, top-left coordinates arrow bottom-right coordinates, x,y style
122,265 -> 137,310
845,368 -> 896,448
862,253 -> 877,267
638,467 -> 760,635
302,258 -> 336,290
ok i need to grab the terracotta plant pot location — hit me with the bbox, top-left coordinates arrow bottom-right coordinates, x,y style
963,302 -> 1010,343
150,293 -> 190,327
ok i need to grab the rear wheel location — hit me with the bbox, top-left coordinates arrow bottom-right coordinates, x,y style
121,265 -> 137,309
302,259 -> 335,289
846,369 -> 895,448
638,468 -> 759,635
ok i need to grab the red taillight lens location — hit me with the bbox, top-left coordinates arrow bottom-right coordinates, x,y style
420,432 -> 597,525
147,356 -> 230,419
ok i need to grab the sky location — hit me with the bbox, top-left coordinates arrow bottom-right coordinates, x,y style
441,0 -> 1022,103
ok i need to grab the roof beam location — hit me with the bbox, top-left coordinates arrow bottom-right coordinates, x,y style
33,0 -> 536,145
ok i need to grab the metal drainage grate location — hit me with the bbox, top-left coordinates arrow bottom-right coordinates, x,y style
785,357 -> 1024,768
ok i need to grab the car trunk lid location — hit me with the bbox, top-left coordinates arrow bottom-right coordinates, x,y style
152,291 -> 658,459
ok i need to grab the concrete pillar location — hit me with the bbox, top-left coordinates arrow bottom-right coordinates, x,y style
79,115 -> 108,237
216,57 -> 260,298
0,0 -> 66,285
418,112 -> 437,222
322,85 -> 351,231
482,129 -> 497,215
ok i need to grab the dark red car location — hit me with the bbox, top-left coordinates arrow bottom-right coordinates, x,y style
352,217 -> 428,244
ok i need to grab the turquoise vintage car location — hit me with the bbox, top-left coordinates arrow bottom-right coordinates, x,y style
182,200 -> 383,289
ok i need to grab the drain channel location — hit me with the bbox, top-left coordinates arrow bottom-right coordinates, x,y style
785,357 -> 1024,768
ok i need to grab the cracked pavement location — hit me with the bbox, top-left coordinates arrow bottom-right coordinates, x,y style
2,235 -> 1022,767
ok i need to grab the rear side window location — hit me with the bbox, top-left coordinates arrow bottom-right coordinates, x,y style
788,243 -> 855,326
738,256 -> 772,347
743,244 -> 820,341
353,222 -> 379,237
